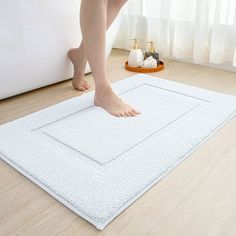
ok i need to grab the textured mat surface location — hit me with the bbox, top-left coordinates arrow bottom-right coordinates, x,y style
1,74 -> 236,230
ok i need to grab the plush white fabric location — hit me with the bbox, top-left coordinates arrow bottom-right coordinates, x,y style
1,74 -> 236,230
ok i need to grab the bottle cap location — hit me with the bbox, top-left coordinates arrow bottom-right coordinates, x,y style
130,38 -> 140,50
145,41 -> 155,53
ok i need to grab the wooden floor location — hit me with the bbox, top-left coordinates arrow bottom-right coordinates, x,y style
1,49 -> 236,236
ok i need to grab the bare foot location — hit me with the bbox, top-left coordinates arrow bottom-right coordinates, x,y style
94,86 -> 140,117
68,48 -> 90,91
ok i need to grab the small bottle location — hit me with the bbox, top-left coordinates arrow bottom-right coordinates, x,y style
128,38 -> 144,67
144,41 -> 160,65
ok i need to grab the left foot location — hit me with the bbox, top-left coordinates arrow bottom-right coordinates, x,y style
68,48 -> 90,91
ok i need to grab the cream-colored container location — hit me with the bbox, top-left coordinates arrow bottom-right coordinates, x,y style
128,38 -> 144,67
141,56 -> 157,68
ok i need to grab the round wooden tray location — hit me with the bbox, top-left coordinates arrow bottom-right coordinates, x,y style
125,60 -> 164,73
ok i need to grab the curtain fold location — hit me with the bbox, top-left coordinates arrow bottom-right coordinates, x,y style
114,0 -> 236,68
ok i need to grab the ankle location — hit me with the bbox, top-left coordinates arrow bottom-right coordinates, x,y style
68,47 -> 85,60
95,82 -> 113,94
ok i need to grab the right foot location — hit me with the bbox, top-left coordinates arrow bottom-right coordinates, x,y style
94,86 -> 140,117
68,48 -> 90,91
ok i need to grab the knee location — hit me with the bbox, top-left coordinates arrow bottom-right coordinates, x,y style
114,0 -> 128,8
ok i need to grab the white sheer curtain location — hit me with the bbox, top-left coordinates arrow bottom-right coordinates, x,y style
114,0 -> 236,68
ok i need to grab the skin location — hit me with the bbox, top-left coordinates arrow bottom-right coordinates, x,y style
68,0 -> 140,117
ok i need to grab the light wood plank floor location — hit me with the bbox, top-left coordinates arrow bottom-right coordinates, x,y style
1,49 -> 236,236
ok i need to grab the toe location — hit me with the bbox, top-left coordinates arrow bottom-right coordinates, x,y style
82,81 -> 90,89
124,111 -> 130,117
128,110 -> 135,117
76,86 -> 85,91
132,109 -> 141,115
111,112 -> 119,117
85,84 -> 90,89
126,105 -> 140,115
120,112 -> 127,117
82,85 -> 88,90
72,82 -> 85,91
114,112 -> 122,117
128,110 -> 136,117
80,82 -> 90,91
79,85 -> 86,91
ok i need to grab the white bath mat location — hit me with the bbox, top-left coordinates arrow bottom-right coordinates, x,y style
1,74 -> 236,230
